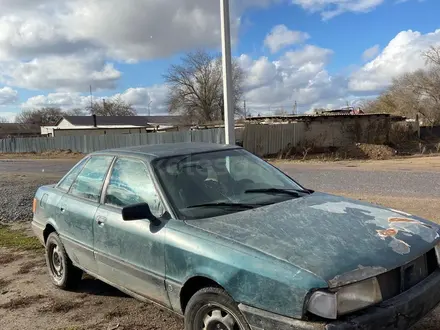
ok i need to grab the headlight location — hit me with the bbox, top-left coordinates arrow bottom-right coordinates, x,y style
307,277 -> 383,319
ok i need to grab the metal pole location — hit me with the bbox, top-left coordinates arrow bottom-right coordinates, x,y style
220,0 -> 235,145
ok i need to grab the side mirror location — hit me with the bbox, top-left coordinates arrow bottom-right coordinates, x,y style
122,203 -> 161,226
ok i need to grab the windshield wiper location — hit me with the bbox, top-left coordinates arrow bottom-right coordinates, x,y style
186,202 -> 257,209
245,188 -> 309,196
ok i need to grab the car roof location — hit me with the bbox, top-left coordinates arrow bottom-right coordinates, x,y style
92,142 -> 241,160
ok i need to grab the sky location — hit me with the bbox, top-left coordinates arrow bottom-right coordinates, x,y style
0,0 -> 440,121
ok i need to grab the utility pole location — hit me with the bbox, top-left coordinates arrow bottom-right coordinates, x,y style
148,100 -> 152,116
89,85 -> 93,110
220,0 -> 235,145
243,99 -> 247,119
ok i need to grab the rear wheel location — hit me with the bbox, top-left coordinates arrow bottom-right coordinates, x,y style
45,232 -> 82,290
184,287 -> 251,330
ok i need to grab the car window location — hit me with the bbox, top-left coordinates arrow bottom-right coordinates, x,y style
153,148 -> 305,220
57,157 -> 89,192
70,156 -> 114,202
105,158 -> 165,218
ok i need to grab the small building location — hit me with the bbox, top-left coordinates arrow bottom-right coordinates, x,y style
41,115 -> 183,137
0,123 -> 40,139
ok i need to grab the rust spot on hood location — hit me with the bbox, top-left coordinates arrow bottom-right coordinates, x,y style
389,217 -> 433,229
377,228 -> 398,239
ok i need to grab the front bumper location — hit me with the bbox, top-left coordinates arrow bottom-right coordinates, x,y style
239,269 -> 440,330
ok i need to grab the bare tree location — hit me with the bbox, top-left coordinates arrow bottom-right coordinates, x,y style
164,50 -> 245,124
0,116 -> 9,123
16,107 -> 64,126
274,107 -> 288,116
87,97 -> 137,116
87,96 -> 137,116
65,108 -> 86,116
312,108 -> 328,114
364,45 -> 440,125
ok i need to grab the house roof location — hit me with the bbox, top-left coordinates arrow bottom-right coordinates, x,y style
60,115 -> 183,127
0,123 -> 40,135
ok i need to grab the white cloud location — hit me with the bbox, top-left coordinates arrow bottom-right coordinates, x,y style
21,93 -> 91,109
0,0 -> 275,63
113,85 -> 169,114
1,53 -> 121,92
19,42 -> 341,115
362,44 -> 380,61
0,87 -> 18,105
21,86 -> 170,115
291,0 -> 385,19
238,44 -> 346,113
264,25 -> 309,53
349,29 -> 440,92
0,0 -> 279,92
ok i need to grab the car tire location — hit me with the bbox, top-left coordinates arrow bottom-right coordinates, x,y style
45,232 -> 82,290
184,287 -> 251,330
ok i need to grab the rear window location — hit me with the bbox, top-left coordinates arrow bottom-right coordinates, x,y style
69,156 -> 114,202
57,157 -> 89,192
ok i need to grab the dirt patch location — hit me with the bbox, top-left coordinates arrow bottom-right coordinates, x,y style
0,294 -> 47,310
0,253 -> 21,265
38,298 -> 83,314
0,243 -> 183,330
351,144 -> 396,160
0,278 -> 12,291
15,260 -> 44,275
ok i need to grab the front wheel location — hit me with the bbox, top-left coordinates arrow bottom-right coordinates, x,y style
184,287 -> 251,330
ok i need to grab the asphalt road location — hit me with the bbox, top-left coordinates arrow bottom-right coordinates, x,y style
0,159 -> 76,176
1,159 -> 439,198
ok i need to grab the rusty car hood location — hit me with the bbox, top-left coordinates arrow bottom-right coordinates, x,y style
185,192 -> 440,287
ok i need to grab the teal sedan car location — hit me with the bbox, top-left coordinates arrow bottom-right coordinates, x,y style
32,142 -> 440,330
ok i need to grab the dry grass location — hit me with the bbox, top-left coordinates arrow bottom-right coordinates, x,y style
0,151 -> 84,160
0,225 -> 42,251
0,294 -> 46,310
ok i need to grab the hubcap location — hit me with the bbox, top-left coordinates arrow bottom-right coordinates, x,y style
201,308 -> 239,330
50,245 -> 64,279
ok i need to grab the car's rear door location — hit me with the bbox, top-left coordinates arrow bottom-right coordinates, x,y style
93,157 -> 170,306
57,155 -> 114,274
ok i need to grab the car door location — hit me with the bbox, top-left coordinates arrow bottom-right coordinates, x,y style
93,157 -> 170,307
57,155 -> 114,275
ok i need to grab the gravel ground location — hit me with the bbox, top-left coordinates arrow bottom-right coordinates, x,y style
0,174 -> 58,223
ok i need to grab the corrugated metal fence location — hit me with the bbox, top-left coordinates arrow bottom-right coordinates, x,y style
242,123 -> 305,156
0,128 -> 226,153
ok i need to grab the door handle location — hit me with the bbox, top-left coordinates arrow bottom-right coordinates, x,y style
96,216 -> 107,226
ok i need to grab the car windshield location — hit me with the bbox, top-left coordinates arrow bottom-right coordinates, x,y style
152,148 -> 309,220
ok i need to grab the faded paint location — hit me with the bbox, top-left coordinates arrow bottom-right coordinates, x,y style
310,201 -> 439,256
328,265 -> 388,288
